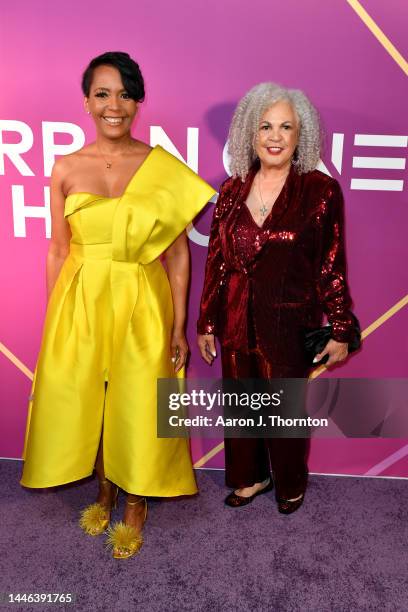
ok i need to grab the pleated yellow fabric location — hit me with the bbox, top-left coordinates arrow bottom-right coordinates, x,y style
21,145 -> 215,496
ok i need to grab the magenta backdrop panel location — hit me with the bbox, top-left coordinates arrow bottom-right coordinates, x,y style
1,1 -> 408,477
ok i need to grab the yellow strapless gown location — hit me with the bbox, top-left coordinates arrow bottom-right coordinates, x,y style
21,145 -> 215,496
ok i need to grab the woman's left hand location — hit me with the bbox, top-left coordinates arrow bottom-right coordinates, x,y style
314,339 -> 348,367
171,331 -> 189,373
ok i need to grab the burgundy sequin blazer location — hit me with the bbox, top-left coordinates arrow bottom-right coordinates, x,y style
197,164 -> 356,367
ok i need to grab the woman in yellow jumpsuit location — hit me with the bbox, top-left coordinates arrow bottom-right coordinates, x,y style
20,52 -> 215,558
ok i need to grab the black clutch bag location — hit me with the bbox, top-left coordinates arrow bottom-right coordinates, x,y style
304,313 -> 361,366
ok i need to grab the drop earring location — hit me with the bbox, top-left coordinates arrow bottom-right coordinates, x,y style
291,148 -> 300,168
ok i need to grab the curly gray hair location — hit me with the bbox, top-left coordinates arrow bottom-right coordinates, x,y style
227,82 -> 321,180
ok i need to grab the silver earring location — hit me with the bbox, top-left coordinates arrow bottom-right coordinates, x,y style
292,146 -> 300,167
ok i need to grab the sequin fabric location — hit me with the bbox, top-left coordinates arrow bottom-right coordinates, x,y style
197,164 -> 356,368
232,205 -> 270,265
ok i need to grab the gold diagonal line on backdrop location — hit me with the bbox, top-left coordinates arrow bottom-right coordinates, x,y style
0,342 -> 34,380
361,294 -> 408,337
310,293 -> 408,378
194,442 -> 225,469
194,293 -> 408,468
347,0 -> 408,76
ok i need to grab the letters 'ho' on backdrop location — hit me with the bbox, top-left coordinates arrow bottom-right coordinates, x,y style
1,0 -> 407,478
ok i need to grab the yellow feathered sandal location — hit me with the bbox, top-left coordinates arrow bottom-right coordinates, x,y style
79,480 -> 118,536
106,497 -> 147,559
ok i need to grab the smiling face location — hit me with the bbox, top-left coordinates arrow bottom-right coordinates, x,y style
84,64 -> 139,139
254,99 -> 299,172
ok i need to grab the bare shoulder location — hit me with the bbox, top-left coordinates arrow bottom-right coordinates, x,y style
52,145 -> 100,196
135,140 -> 152,153
133,140 -> 153,160
51,144 -> 96,177
51,155 -> 69,179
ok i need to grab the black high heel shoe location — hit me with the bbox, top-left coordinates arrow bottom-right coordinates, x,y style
277,494 -> 304,515
224,480 -> 273,507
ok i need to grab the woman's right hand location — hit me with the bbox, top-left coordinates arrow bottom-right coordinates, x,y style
197,334 -> 217,365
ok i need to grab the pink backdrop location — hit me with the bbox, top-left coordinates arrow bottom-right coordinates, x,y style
1,0 -> 408,478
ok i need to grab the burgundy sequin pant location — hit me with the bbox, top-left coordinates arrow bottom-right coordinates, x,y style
221,347 -> 309,500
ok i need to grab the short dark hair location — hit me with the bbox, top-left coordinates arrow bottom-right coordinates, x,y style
81,51 -> 145,102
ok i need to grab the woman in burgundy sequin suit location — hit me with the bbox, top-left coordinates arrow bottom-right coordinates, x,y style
197,83 -> 356,513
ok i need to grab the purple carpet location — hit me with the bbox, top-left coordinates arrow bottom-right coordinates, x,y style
1,459 -> 407,611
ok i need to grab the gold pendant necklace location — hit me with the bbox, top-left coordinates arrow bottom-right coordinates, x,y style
96,143 -> 113,169
96,141 -> 135,170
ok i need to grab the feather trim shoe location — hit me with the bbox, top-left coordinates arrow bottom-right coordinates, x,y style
79,479 -> 118,536
106,497 -> 147,559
